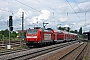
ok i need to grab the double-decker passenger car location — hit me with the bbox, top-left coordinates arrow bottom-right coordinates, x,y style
54,30 -> 78,42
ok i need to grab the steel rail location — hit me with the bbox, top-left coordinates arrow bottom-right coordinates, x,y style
58,42 -> 87,60
8,41 -> 78,60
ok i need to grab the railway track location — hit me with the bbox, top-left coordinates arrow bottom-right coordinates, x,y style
59,42 -> 87,60
0,41 -> 78,60
82,41 -> 90,60
0,48 -> 29,56
0,41 -> 26,49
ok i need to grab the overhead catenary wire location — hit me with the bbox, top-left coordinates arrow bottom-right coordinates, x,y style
36,0 -> 55,16
15,0 -> 55,21
15,0 -> 50,28
15,0 -> 41,13
3,0 -> 51,18
2,0 -> 41,28
84,0 -> 88,32
74,0 -> 82,13
3,0 -> 33,19
36,0 -> 54,10
15,0 -> 59,23
1,0 -> 15,15
4,0 -> 74,23
74,0 -> 86,17
0,8 -> 12,13
66,0 -> 82,21
2,0 -> 87,26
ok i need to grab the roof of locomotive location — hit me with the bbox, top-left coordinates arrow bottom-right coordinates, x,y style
27,28 -> 53,31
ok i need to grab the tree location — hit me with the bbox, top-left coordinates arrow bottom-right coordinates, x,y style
70,30 -> 75,33
11,31 -> 17,38
0,34 -> 3,40
57,27 -> 66,31
0,29 -> 9,38
4,29 -> 9,37
70,30 -> 78,34
74,30 -> 78,34
79,27 -> 82,35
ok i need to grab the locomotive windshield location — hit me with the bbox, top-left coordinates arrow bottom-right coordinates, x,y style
27,29 -> 38,34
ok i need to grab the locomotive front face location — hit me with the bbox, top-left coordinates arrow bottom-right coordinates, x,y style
26,29 -> 38,42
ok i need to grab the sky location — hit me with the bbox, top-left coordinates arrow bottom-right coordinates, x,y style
0,0 -> 90,32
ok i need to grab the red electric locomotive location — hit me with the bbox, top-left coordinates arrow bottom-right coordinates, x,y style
26,28 -> 54,46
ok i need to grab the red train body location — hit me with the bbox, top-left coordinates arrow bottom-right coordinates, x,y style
26,28 -> 78,46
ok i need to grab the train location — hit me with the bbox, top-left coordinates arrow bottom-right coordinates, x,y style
26,27 -> 78,47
